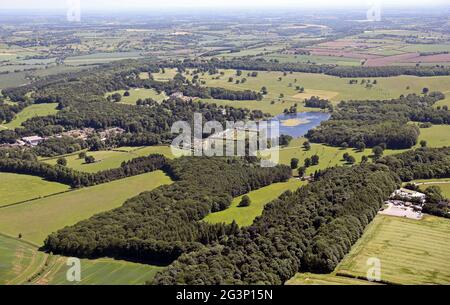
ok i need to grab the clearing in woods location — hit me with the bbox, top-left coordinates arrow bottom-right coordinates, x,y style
0,103 -> 59,129
204,178 -> 306,227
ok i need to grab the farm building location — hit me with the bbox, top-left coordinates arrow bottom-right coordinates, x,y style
391,188 -> 426,204
21,136 -> 44,146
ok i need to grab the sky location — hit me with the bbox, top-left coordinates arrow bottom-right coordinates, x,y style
1,0 -> 449,10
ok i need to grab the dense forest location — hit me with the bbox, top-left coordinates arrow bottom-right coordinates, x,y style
306,92 -> 449,149
43,157 -> 291,263
153,164 -> 400,284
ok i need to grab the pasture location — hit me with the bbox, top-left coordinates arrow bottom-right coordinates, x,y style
0,173 -> 70,207
42,145 -> 180,173
0,234 -> 163,285
336,215 -> 450,284
415,178 -> 450,198
1,103 -> 59,129
160,68 -> 450,116
0,171 -> 173,245
204,179 -> 306,227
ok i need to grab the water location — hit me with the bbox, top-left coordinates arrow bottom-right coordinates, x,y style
269,112 -> 331,138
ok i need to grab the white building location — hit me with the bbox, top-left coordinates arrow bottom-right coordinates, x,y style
391,188 -> 426,204
22,136 -> 44,146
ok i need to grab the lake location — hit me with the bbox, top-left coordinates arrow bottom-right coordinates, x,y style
269,112 -> 331,138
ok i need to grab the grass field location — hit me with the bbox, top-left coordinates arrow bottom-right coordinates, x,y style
0,171 -> 173,244
416,124 -> 450,148
1,103 -> 58,129
106,88 -> 167,104
0,173 -> 70,207
42,145 -> 181,173
414,178 -> 450,198
336,215 -> 450,284
204,179 -> 306,227
0,234 -> 163,285
286,273 -> 379,285
158,68 -> 450,116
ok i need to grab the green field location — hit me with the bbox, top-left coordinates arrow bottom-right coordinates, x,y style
416,124 -> 450,148
0,234 -> 162,285
160,68 -> 450,116
1,103 -> 58,129
286,273 -> 379,285
42,145 -> 182,173
0,173 -> 70,207
107,88 -> 167,104
0,171 -> 173,244
204,179 -> 306,227
336,215 -> 450,284
415,178 -> 450,198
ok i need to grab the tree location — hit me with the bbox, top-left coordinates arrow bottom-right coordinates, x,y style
238,195 -> 251,207
261,86 -> 268,95
372,146 -> 384,159
355,141 -> 366,152
78,152 -> 86,159
290,158 -> 299,169
123,91 -> 130,97
298,166 -> 306,178
341,142 -> 349,149
424,186 -> 444,204
85,155 -> 96,164
361,155 -> 369,163
346,155 -> 356,164
304,158 -> 312,168
422,87 -> 429,95
303,141 -> 311,151
420,140 -> 427,148
111,93 -> 122,103
311,154 -> 320,165
57,157 -> 67,166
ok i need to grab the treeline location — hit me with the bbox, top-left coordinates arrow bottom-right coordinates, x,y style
0,154 -> 167,188
377,147 -> 450,181
304,96 -> 333,110
306,92 -> 449,149
33,136 -> 88,157
43,157 -> 292,263
0,100 -> 32,123
153,165 -> 400,284
168,58 -> 450,78
208,87 -> 263,101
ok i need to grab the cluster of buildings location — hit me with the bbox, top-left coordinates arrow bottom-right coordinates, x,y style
0,127 -> 125,148
381,187 -> 428,219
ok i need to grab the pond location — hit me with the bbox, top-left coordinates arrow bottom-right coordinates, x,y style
269,112 -> 331,138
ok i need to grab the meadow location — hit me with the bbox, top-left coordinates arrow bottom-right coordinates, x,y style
335,215 -> 450,284
0,171 -> 173,245
0,234 -> 163,285
0,173 -> 70,207
415,178 -> 450,198
163,68 -> 450,116
1,103 -> 59,129
204,178 -> 306,226
42,145 -> 182,173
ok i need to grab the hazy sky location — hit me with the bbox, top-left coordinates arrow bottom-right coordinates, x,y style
1,0 -> 449,10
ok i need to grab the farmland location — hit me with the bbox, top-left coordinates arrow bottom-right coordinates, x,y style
286,273 -> 378,285
335,215 -> 450,284
0,173 -> 70,207
42,145 -> 183,173
0,171 -> 173,244
0,234 -> 163,285
204,178 -> 306,226
1,103 -> 59,129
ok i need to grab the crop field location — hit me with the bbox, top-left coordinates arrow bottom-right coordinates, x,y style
204,179 -> 306,226
64,51 -> 143,65
0,171 -> 173,244
42,145 -> 183,173
0,234 -> 163,285
286,273 -> 379,285
0,173 -> 70,207
106,88 -> 167,104
1,103 -> 59,129
159,68 -> 450,116
336,215 -> 450,285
